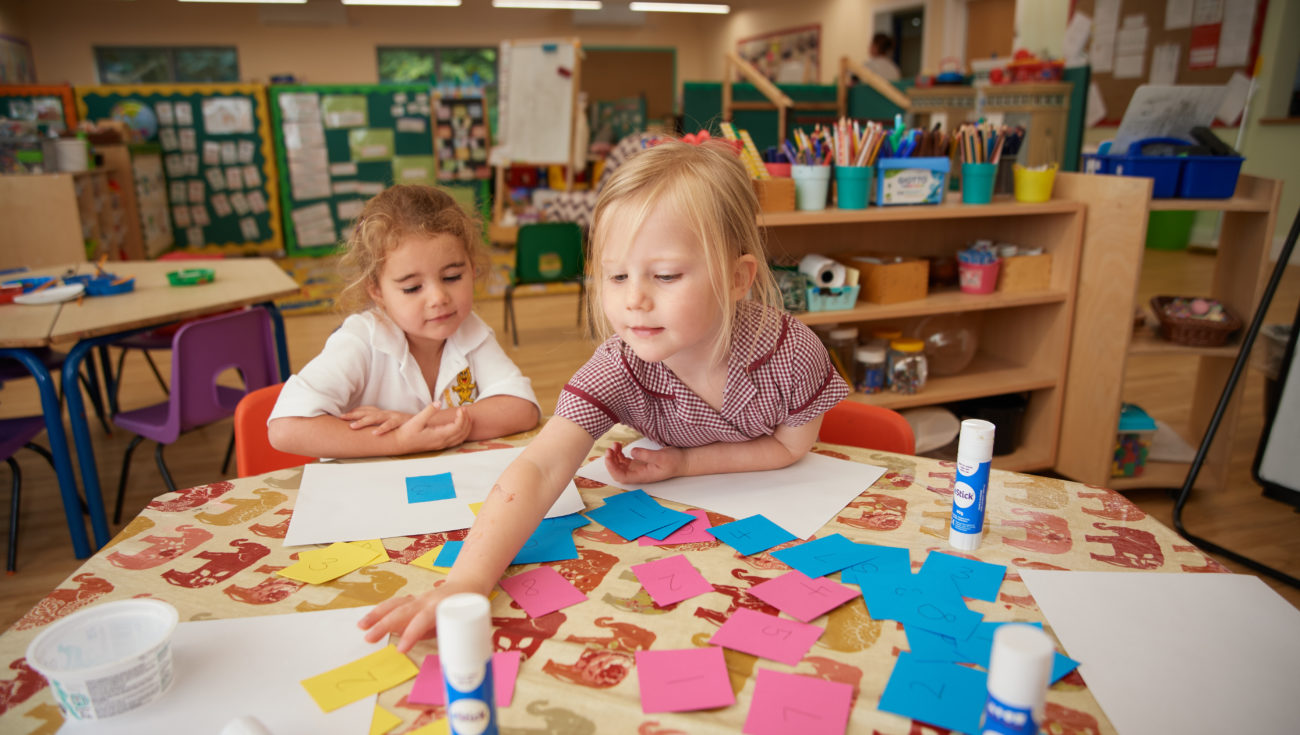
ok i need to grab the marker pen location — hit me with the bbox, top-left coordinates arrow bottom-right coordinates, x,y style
437,593 -> 498,735
950,419 -> 995,551
981,624 -> 1054,734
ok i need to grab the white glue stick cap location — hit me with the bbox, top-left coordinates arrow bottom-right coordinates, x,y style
436,593 -> 492,669
957,419 -> 996,461
987,624 -> 1055,711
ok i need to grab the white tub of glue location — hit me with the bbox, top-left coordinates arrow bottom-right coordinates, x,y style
26,599 -> 178,721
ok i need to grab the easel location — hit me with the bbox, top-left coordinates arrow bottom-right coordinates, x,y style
491,37 -> 583,243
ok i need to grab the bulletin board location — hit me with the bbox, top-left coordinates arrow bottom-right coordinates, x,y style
269,83 -> 435,257
735,24 -> 821,84
0,84 -> 76,132
433,91 -> 491,182
1072,0 -> 1268,125
76,84 -> 282,255
497,38 -> 580,165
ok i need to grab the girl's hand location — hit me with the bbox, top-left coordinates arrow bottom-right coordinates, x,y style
358,577 -> 483,653
341,405 -> 419,435
395,403 -> 473,453
604,442 -> 685,484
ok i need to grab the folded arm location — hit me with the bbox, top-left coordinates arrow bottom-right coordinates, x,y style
605,415 -> 824,484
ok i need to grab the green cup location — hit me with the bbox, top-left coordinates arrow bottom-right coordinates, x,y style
961,162 -> 998,205
834,165 -> 874,209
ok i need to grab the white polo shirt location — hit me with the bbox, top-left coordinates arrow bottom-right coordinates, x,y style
269,309 -> 538,422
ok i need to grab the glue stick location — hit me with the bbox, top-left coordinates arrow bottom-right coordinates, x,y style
981,624 -> 1055,734
950,418 -> 995,551
437,593 -> 499,735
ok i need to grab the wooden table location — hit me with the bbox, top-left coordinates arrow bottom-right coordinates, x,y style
0,424 -> 1229,733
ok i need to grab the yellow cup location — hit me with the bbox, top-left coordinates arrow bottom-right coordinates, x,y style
1013,164 -> 1058,203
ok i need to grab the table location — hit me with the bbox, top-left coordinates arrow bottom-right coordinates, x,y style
0,425 -> 1228,733
0,259 -> 298,558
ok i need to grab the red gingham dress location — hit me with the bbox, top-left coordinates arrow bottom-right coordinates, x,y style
555,301 -> 849,447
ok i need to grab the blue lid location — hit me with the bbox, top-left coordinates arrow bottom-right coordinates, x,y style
1118,403 -> 1157,432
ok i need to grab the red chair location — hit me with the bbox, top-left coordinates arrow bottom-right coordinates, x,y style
234,383 -> 313,477
818,400 -> 916,454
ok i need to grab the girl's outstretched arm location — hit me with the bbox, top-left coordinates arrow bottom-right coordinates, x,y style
358,417 -> 597,652
605,416 -> 824,485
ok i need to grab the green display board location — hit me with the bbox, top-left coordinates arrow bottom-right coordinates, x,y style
269,84 -> 435,257
75,84 -> 282,256
0,84 -> 76,133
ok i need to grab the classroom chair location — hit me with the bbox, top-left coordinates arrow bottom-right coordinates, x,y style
818,400 -> 916,455
233,383 -> 313,477
503,221 -> 585,347
0,348 -> 112,436
112,307 -> 279,523
1,414 -> 56,573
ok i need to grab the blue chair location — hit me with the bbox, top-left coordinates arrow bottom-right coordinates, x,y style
113,308 -> 279,523
1,415 -> 56,573
503,222 -> 585,346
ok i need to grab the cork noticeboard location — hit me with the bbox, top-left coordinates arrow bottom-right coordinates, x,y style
1072,0 -> 1266,125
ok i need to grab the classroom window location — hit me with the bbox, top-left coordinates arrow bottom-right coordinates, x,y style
94,47 -> 239,84
377,47 -> 497,86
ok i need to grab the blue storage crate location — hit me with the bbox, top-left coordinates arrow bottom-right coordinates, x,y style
805,285 -> 860,312
1178,155 -> 1244,198
1086,137 -> 1187,198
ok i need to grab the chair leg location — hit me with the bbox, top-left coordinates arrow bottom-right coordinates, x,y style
115,435 -> 144,524
221,430 -> 235,476
154,443 -> 178,496
75,353 -> 112,437
6,457 -> 19,574
21,442 -> 82,514
141,351 -> 169,396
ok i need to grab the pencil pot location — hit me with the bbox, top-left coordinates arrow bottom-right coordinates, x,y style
834,165 -> 873,209
1013,164 -> 1057,203
765,162 -> 792,178
791,165 -> 832,211
961,162 -> 998,204
959,260 -> 1001,294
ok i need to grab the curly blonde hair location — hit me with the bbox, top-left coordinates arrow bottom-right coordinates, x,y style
587,139 -> 781,363
336,185 -> 488,314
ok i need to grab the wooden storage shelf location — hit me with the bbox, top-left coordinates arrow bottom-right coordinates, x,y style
762,199 -> 1084,473
1054,172 -> 1282,492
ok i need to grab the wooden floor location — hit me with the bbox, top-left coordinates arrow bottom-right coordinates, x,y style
2,250 -> 1297,629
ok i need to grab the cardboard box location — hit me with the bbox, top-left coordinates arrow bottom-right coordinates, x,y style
998,253 -> 1052,293
753,178 -> 795,213
849,254 -> 929,304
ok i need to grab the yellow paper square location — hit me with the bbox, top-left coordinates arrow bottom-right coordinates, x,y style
278,542 -> 379,585
409,719 -> 451,735
410,544 -> 451,573
349,538 -> 390,565
301,644 -> 419,713
370,706 -> 403,735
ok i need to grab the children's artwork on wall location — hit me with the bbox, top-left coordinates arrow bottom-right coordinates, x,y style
0,84 -> 76,133
0,35 -> 35,84
269,84 -> 434,256
589,97 -> 645,151
735,24 -> 821,85
76,84 -> 282,256
433,92 -> 491,181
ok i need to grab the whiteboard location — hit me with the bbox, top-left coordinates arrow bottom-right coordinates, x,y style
498,38 -> 577,165
1255,320 -> 1300,505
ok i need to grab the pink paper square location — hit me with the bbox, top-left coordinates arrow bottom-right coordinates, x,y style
500,566 -> 587,618
742,668 -> 853,735
638,509 -> 713,546
708,607 -> 824,666
408,650 -> 523,707
747,570 -> 860,623
635,647 -> 735,713
631,554 -> 714,607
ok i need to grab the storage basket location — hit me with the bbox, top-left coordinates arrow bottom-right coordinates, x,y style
805,285 -> 860,312
753,177 -> 795,213
1150,296 -> 1242,347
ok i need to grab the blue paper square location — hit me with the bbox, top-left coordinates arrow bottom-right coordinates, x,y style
918,551 -> 1007,602
859,569 -> 965,623
879,653 -> 988,735
585,490 -> 695,541
840,544 -> 913,587
435,540 -> 463,567
705,514 -> 797,556
511,513 -> 591,565
771,533 -> 881,578
406,473 -> 456,503
895,593 -> 983,641
957,622 -> 1080,684
604,490 -> 695,540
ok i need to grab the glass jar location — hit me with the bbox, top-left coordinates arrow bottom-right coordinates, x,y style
888,339 -> 928,394
855,345 -> 887,394
826,327 -> 859,384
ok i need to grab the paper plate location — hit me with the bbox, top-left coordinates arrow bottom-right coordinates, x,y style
900,406 -> 961,454
13,283 -> 85,305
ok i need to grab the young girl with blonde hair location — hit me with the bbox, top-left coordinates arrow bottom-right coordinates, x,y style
360,141 -> 848,650
268,185 -> 539,458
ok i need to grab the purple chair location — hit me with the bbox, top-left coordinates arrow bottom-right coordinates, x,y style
1,415 -> 56,572
113,308 -> 280,523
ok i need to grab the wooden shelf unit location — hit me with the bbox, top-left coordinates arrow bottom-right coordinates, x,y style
760,197 -> 1085,473
1053,172 -> 1282,491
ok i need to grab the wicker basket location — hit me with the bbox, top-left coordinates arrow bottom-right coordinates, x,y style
1150,296 -> 1242,347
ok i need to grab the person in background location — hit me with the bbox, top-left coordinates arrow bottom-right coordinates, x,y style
267,185 -> 540,458
865,32 -> 902,82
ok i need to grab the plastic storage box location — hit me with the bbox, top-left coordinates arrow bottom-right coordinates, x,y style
805,285 -> 860,312
1113,403 -> 1157,477
875,157 -> 950,206
1083,137 -> 1244,199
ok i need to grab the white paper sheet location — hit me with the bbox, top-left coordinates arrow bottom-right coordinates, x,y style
1090,0 -> 1121,73
1216,0 -> 1257,67
1165,0 -> 1193,29
1113,15 -> 1149,79
1216,71 -> 1252,124
1149,43 -> 1181,85
1064,12 -> 1092,67
60,608 -> 382,735
1021,570 -> 1300,735
1113,85 -> 1224,153
285,447 -> 586,547
575,438 -> 887,540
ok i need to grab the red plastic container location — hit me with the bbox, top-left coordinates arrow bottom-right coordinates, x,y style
959,261 -> 1001,294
